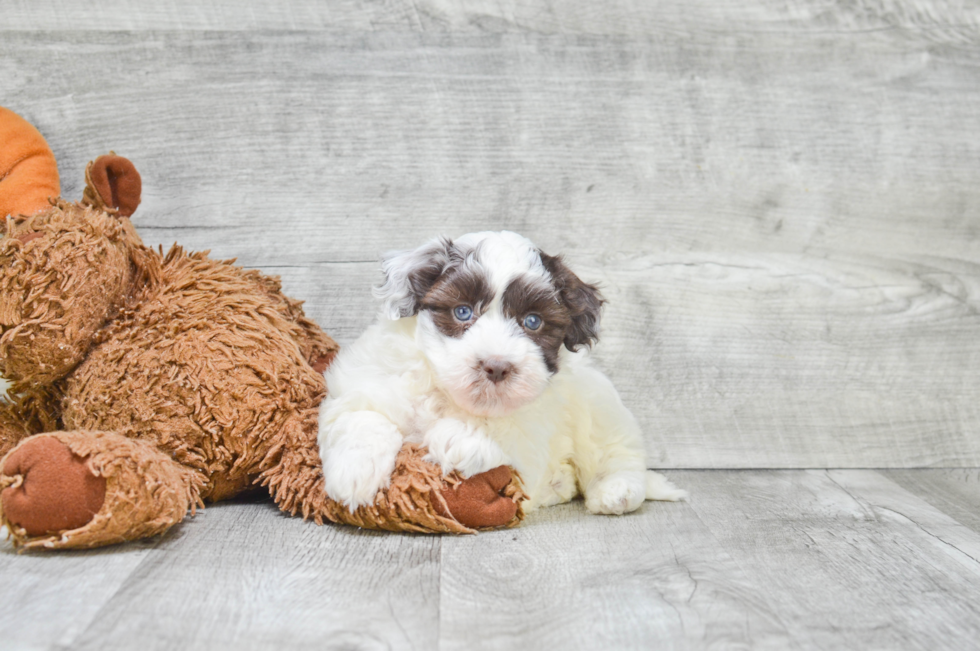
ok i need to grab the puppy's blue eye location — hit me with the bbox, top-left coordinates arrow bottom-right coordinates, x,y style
454,305 -> 474,321
523,314 -> 542,330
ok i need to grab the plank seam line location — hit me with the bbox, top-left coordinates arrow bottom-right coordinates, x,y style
826,471 -> 980,568
64,538 -> 168,647
875,505 -> 980,567
673,485 -> 800,637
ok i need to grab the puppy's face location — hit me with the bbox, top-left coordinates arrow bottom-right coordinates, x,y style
376,231 -> 603,417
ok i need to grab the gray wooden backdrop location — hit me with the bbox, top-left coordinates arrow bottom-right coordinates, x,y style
3,0 -> 979,468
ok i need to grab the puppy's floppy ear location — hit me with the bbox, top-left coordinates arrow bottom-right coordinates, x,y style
541,252 -> 604,351
375,237 -> 458,319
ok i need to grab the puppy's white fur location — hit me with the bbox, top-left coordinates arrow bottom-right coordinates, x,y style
318,231 -> 685,514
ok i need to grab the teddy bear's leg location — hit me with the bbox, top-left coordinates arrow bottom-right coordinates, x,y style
0,386 -> 62,458
0,401 -> 31,459
0,430 -> 205,550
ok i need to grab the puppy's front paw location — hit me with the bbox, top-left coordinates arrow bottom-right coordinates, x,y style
423,419 -> 509,478
585,471 -> 646,515
319,411 -> 403,511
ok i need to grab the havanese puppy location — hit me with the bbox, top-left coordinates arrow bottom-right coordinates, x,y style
318,231 -> 685,516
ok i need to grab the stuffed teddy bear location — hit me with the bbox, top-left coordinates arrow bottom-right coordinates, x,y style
0,107 -> 525,549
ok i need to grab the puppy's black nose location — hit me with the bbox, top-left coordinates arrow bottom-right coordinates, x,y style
481,358 -> 514,384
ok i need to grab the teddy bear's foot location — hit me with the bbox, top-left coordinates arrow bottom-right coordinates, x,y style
1,435 -> 107,535
434,465 -> 522,529
0,431 -> 206,550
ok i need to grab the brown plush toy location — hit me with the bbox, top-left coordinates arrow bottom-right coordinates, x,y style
0,107 -> 525,549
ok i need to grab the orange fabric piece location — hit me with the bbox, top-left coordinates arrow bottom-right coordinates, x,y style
0,107 -> 60,218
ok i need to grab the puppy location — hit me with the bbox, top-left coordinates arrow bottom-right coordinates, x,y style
318,231 -> 685,516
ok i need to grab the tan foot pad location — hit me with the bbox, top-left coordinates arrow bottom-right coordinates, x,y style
1,436 -> 107,535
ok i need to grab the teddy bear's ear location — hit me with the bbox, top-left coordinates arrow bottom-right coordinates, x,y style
82,154 -> 141,218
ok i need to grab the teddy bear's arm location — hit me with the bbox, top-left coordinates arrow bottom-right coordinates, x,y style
325,447 -> 526,533
260,416 -> 525,534
433,465 -> 526,529
243,271 -> 340,373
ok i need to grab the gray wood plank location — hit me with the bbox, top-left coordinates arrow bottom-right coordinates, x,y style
4,0 -> 979,35
4,30 -> 979,264
883,469 -> 980,535
0,0 -> 421,31
438,498 -> 795,650
66,496 -> 442,651
676,469 -> 980,650
0,534 -> 162,651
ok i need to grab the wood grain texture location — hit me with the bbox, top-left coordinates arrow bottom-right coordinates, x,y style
5,29 -> 979,264
883,469 -> 980,535
827,469 -> 980,570
4,0 -> 980,37
439,496 -> 794,651
66,496 -> 442,651
676,469 -> 980,650
6,470 -> 980,649
1,2 -> 979,467
0,536 -> 162,650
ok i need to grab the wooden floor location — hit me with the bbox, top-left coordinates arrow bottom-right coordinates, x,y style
4,1 -> 980,649
3,469 -> 979,650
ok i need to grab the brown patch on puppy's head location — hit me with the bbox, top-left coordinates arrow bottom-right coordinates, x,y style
540,252 -> 604,351
501,275 -> 571,374
421,263 -> 495,338
376,237 -> 461,319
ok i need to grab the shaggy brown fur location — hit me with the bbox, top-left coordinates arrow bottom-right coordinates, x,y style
0,119 -> 524,549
